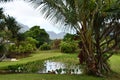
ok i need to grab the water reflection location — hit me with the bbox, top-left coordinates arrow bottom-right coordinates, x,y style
38,60 -> 82,74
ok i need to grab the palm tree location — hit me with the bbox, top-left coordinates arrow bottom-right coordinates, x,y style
31,0 -> 120,76
5,15 -> 21,39
0,8 -> 21,61
0,8 -> 5,30
0,8 -> 7,61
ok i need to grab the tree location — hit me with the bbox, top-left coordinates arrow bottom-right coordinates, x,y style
0,8 -> 8,61
0,8 -> 22,61
63,33 -> 76,41
31,0 -> 120,76
25,37 -> 38,50
0,8 -> 5,31
5,15 -> 21,39
24,26 -> 50,48
0,31 -> 8,61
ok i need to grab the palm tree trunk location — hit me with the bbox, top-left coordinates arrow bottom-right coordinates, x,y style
78,39 -> 111,76
0,54 -> 6,62
78,27 -> 111,76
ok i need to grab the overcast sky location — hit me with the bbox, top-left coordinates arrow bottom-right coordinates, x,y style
0,0 -> 61,33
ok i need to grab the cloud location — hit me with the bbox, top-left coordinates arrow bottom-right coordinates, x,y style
0,0 -> 61,33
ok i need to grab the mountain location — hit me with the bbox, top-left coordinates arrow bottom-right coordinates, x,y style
17,22 -> 66,39
47,31 -> 66,40
18,23 -> 29,33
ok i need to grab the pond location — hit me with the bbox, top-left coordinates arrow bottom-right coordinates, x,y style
38,60 -> 82,74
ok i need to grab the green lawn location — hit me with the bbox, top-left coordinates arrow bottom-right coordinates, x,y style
0,50 -> 120,80
0,50 -> 62,69
110,55 -> 120,73
0,74 -> 104,80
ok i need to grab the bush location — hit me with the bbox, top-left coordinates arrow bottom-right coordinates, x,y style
8,37 -> 37,58
18,45 -> 25,53
24,43 -> 34,53
8,65 -> 24,73
8,43 -> 35,56
51,39 -> 61,49
40,43 -> 51,50
7,60 -> 44,73
25,37 -> 38,50
8,44 -> 18,53
60,41 -> 78,53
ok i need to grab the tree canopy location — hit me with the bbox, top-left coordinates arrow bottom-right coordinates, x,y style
0,8 -> 22,61
24,26 -> 50,48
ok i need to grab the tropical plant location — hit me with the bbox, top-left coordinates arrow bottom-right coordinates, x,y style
0,8 -> 22,60
30,0 -> 120,76
5,15 -> 21,39
0,8 -> 8,61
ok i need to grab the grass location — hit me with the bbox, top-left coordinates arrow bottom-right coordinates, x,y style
0,50 -> 62,69
0,74 -> 104,80
109,54 -> 120,73
0,50 -> 120,80
50,53 -> 79,64
105,54 -> 120,80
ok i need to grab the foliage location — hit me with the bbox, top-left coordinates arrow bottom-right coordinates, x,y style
60,41 -> 78,53
16,33 -> 26,42
7,60 -> 44,73
63,33 -> 76,41
0,44 -> 6,57
8,44 -> 31,54
51,39 -> 61,49
0,7 -> 29,59
25,37 -> 38,50
24,26 -> 50,48
0,8 -> 22,61
31,0 -> 120,76
8,37 -> 37,57
40,42 -> 51,50
22,43 -> 33,53
5,15 -> 21,39
8,36 -> 38,57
